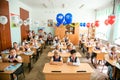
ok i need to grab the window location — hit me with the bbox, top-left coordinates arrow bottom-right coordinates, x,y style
95,7 -> 112,41
113,4 -> 120,45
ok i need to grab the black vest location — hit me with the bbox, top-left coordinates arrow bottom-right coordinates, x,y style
95,46 -> 100,50
69,57 -> 77,62
65,38 -> 68,42
53,56 -> 61,62
8,55 -> 18,63
55,39 -> 59,43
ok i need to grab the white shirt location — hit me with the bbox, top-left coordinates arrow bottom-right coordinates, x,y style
43,34 -> 47,41
67,57 -> 80,66
6,54 -> 22,62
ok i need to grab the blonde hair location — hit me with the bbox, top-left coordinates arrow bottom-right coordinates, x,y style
54,50 -> 59,56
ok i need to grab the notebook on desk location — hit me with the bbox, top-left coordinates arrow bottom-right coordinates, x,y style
4,63 -> 22,71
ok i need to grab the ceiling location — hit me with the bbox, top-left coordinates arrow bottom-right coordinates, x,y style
19,0 -> 113,10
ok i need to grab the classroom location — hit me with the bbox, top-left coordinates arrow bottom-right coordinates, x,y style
0,0 -> 120,80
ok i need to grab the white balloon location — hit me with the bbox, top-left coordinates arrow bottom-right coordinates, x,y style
24,20 -> 28,26
0,16 -> 8,25
26,18 -> 32,25
19,19 -> 23,26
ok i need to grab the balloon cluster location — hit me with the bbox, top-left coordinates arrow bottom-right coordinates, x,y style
80,21 -> 99,28
104,15 -> 115,25
56,13 -> 72,27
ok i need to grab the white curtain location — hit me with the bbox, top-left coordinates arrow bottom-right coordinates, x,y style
95,7 -> 112,41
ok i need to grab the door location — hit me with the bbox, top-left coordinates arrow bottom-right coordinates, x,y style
20,8 -> 29,42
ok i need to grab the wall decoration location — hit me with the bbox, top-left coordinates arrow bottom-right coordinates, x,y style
56,13 -> 73,27
0,16 -> 8,25
10,13 -> 20,28
48,19 -> 53,27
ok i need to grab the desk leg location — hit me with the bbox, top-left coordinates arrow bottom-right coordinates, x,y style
113,67 -> 117,80
28,56 -> 31,72
11,73 -> 14,80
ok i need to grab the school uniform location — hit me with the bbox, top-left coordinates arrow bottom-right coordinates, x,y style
6,54 -> 22,63
67,56 -> 80,66
51,56 -> 62,62
91,46 -> 101,64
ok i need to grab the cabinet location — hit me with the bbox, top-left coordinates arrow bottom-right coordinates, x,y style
55,23 -> 79,45
65,24 -> 75,34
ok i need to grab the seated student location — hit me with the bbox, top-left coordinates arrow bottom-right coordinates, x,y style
53,35 -> 60,46
80,34 -> 86,48
4,48 -> 22,63
50,51 -> 63,65
91,42 -> 101,68
65,39 -> 73,46
107,46 -> 117,80
105,42 -> 111,52
24,43 -> 31,52
47,32 -> 53,45
4,48 -> 22,80
34,34 -> 39,40
52,45 -> 63,53
30,38 -> 35,46
39,37 -> 44,44
66,44 -> 73,53
109,46 -> 117,60
63,35 -> 69,42
22,38 -> 28,46
13,42 -> 20,52
33,39 -> 38,47
67,49 -> 80,66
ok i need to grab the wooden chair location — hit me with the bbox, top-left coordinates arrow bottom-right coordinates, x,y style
96,52 -> 107,72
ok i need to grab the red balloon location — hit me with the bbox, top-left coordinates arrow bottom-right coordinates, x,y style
95,20 -> 99,27
91,23 -> 95,28
87,23 -> 90,28
108,15 -> 115,19
108,15 -> 115,25
109,19 -> 115,25
104,19 -> 109,25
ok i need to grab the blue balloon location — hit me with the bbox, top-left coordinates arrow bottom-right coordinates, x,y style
80,23 -> 83,26
56,22 -> 61,27
83,23 -> 86,27
65,13 -> 72,24
56,13 -> 64,24
63,21 -> 67,25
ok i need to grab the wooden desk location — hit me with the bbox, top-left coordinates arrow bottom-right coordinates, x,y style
104,54 -> 120,79
50,46 -> 67,50
0,63 -> 22,80
93,50 -> 107,61
84,44 -> 93,53
104,54 -> 117,66
48,52 -> 81,62
20,51 -> 34,71
48,52 -> 81,58
43,63 -> 94,80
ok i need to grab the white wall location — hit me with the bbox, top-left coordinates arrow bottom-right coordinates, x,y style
8,0 -> 32,46
7,0 -> 95,45
31,8 -> 95,35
